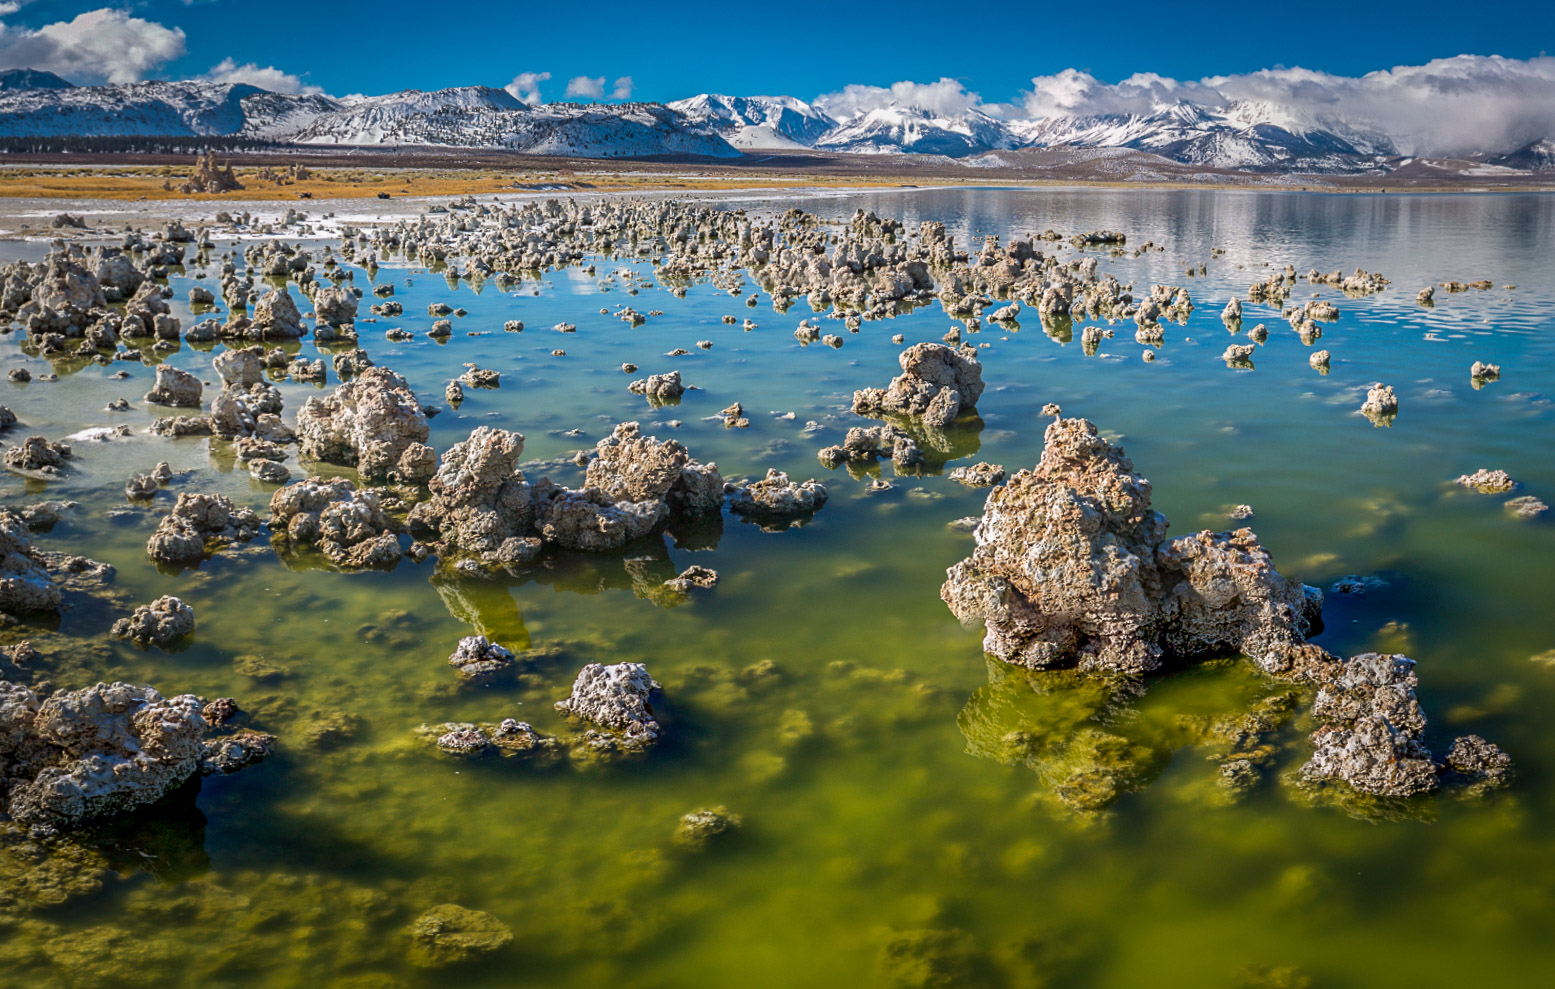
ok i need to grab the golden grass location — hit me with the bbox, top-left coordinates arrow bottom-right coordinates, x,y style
0,164 -> 972,201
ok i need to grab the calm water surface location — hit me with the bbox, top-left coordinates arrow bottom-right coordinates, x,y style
1,188 -> 1553,988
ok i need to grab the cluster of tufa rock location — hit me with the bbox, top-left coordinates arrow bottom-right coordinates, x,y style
940,417 -> 1511,799
941,417 -> 1324,677
0,680 -> 271,829
853,343 -> 984,428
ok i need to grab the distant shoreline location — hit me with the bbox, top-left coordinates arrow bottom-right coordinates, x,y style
0,147 -> 1550,205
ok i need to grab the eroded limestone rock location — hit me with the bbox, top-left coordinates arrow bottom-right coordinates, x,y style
269,476 -> 401,569
852,343 -> 984,428
940,417 -> 1322,676
110,596 -> 195,646
296,367 -> 432,482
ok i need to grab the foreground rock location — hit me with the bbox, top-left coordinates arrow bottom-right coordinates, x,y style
941,417 -> 1323,676
296,367 -> 433,482
110,595 -> 195,646
146,493 -> 262,567
409,423 -> 722,567
1302,653 -> 1512,797
269,477 -> 401,569
728,469 -> 828,529
406,904 -> 513,968
555,662 -> 662,751
853,343 -> 985,428
1,681 -> 269,828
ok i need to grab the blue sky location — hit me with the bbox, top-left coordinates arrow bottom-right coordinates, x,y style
0,0 -> 1550,103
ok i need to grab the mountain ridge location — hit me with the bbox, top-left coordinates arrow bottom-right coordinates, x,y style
0,74 -> 1548,173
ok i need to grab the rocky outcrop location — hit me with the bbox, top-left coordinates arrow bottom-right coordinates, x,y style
296,367 -> 433,482
1302,652 -> 1511,798
269,477 -> 401,569
853,343 -> 984,428
0,509 -> 63,616
628,370 -> 684,403
409,424 -> 722,566
728,469 -> 828,527
1,680 -> 267,829
940,417 -> 1323,676
1360,383 -> 1398,425
110,596 -> 195,646
4,436 -> 71,475
312,285 -> 358,326
210,346 -> 286,441
250,289 -> 305,339
144,364 -> 202,408
583,421 -> 723,518
446,635 -> 515,678
146,493 -> 262,568
406,904 -> 513,968
555,662 -> 662,750
407,426 -> 541,565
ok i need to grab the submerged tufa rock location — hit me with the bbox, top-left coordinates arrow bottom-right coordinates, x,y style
110,595 -> 195,646
940,417 -> 1323,677
555,662 -> 662,750
853,342 -> 985,428
295,367 -> 433,483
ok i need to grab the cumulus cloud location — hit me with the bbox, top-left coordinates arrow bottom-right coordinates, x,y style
610,75 -> 633,100
203,58 -> 323,96
565,75 -> 605,100
815,77 -> 986,121
0,8 -> 186,84
1018,56 -> 1555,156
505,70 -> 550,105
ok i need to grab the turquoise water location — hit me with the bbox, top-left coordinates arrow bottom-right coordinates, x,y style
1,188 -> 1553,988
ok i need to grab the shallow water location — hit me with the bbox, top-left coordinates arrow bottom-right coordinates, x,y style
3,187 -> 1554,988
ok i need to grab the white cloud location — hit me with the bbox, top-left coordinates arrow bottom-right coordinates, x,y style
565,75 -> 605,100
505,70 -> 550,105
203,57 -> 323,96
814,77 -> 986,121
1017,56 -> 1555,156
0,8 -> 186,84
609,75 -> 632,100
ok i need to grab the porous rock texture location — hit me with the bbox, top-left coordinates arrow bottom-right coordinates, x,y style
406,426 -> 543,566
940,417 -> 1322,677
269,477 -> 401,569
1,680 -> 267,828
110,595 -> 195,646
409,423 -> 722,566
0,509 -> 63,616
1301,652 -> 1511,797
584,421 -> 723,518
296,367 -> 433,483
146,493 -> 262,567
852,342 -> 985,428
554,662 -> 662,749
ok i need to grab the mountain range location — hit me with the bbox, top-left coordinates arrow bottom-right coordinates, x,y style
0,70 -> 1549,174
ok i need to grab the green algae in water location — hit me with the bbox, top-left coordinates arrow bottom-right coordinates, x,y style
2,189 -> 1555,987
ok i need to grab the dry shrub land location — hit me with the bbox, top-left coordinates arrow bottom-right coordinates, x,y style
0,146 -> 1551,201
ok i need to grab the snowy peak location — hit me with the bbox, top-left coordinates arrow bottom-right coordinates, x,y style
817,105 -> 1017,157
0,81 -> 740,158
0,69 -> 75,92
1018,99 -> 1398,172
668,93 -> 836,149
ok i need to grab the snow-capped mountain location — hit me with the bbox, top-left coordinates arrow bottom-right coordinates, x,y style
0,69 -> 74,93
667,94 -> 836,150
1485,139 -> 1555,172
0,71 -> 1546,173
816,105 -> 1017,157
1014,99 -> 1397,172
0,80 -> 740,158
